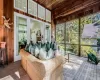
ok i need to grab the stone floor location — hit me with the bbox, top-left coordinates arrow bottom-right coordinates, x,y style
0,55 -> 100,80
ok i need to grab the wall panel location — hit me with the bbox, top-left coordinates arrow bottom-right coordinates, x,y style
3,0 -> 14,63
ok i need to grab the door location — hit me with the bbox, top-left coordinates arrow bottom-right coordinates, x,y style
14,12 -> 28,61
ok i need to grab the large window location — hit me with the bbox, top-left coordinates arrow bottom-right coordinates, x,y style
56,20 -> 79,55
56,12 -> 100,57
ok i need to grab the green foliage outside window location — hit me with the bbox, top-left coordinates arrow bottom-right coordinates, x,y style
56,12 -> 100,57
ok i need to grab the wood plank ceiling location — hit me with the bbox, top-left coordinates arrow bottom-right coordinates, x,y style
34,0 -> 100,20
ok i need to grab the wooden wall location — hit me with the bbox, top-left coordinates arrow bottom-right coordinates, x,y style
0,0 -> 4,42
3,0 -> 14,63
0,0 -> 3,25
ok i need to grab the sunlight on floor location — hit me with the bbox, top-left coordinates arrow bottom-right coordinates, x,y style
63,55 -> 84,71
63,63 -> 80,70
0,71 -> 21,80
64,65 -> 73,70
76,59 -> 83,64
15,71 -> 20,79
0,75 -> 14,80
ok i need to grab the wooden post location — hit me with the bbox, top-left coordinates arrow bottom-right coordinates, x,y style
79,18 -> 81,56
51,12 -> 56,39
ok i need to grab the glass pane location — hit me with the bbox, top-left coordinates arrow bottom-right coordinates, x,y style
66,19 -> 79,44
45,25 -> 51,42
18,32 -> 27,41
18,17 -> 27,25
38,4 -> 45,20
46,9 -> 51,22
66,44 -> 79,55
28,0 -> 37,17
15,0 -> 27,12
16,17 -> 27,55
22,0 -> 27,12
56,23 -> 65,43
81,46 -> 97,57
18,25 -> 27,31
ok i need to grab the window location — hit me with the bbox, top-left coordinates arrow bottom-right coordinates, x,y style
56,23 -> 65,43
28,0 -> 37,17
56,12 -> 100,57
38,4 -> 45,20
65,19 -> 79,55
66,19 -> 79,44
56,23 -> 65,55
16,17 -> 27,55
46,9 -> 51,22
14,0 -> 51,22
14,0 -> 27,12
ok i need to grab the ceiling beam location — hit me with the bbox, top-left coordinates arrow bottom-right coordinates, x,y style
52,0 -> 77,11
47,0 -> 65,8
54,0 -> 100,19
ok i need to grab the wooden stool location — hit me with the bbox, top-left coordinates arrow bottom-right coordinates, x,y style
0,42 -> 7,67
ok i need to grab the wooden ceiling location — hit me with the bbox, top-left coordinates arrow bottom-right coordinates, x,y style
34,0 -> 66,10
34,0 -> 100,19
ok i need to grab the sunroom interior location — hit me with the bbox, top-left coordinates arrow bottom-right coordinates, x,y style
0,0 -> 100,80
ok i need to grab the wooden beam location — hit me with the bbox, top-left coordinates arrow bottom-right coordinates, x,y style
51,12 -> 56,39
47,0 -> 65,8
52,0 -> 76,11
